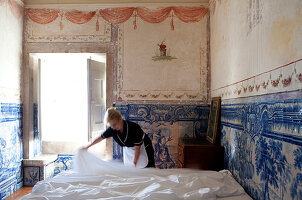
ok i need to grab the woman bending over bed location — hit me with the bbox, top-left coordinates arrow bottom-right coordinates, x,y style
83,107 -> 155,168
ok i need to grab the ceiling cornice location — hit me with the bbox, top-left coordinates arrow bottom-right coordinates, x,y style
24,0 -> 209,7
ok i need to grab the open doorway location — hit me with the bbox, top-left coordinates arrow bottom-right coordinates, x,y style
32,53 -> 106,155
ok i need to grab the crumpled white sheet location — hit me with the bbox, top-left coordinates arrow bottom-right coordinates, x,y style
20,150 -> 252,200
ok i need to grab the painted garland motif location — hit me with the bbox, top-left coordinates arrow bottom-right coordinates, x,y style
213,59 -> 302,98
26,6 -> 208,31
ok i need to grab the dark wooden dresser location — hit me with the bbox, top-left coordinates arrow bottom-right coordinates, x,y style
178,138 -> 224,171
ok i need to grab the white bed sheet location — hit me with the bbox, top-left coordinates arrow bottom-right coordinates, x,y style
21,150 -> 252,200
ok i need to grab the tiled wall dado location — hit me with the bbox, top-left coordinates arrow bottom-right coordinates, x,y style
25,104 -> 73,186
33,104 -> 41,157
114,103 -> 209,169
53,154 -> 74,176
33,103 -> 209,172
210,1 -> 302,199
23,162 -> 55,186
23,154 -> 74,186
0,103 -> 23,199
0,0 -> 24,199
24,103 -> 209,184
221,90 -> 302,200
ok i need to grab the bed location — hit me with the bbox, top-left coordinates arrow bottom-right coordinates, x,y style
20,150 -> 252,200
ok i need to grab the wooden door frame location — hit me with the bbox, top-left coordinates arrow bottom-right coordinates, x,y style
22,42 -> 116,159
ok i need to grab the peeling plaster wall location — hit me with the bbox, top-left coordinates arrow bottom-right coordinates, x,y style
210,0 -> 302,199
22,5 -> 210,173
0,0 -> 24,199
210,0 -> 302,98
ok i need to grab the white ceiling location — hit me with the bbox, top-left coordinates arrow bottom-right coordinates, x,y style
23,0 -> 209,6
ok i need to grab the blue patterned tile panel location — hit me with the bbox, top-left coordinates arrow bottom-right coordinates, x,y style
44,162 -> 55,179
0,174 -> 22,200
33,104 -> 41,157
114,104 -> 209,168
0,103 -> 23,199
220,90 -> 302,200
23,155 -> 72,186
0,103 -> 22,123
54,154 -> 74,176
116,104 -> 209,125
23,166 -> 40,186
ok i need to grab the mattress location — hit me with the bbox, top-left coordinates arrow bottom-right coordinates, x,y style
20,150 -> 252,200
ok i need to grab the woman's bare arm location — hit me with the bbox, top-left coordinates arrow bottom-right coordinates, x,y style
84,136 -> 104,150
133,145 -> 141,166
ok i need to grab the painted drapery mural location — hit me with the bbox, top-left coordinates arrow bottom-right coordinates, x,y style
0,0 -> 23,199
22,5 -> 210,187
25,5 -> 209,101
25,6 -> 208,43
26,7 -> 208,29
25,9 -> 111,42
114,104 -> 209,169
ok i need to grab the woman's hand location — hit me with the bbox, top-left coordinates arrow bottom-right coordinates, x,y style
82,137 -> 104,151
133,145 -> 141,167
81,146 -> 89,151
133,160 -> 137,167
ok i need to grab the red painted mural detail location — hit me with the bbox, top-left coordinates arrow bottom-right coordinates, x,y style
282,76 -> 292,87
0,0 -> 23,19
25,6 -> 208,30
173,6 -> 208,23
270,74 -> 282,87
8,0 -> 23,19
136,7 -> 172,23
298,73 -> 302,82
65,10 -> 96,24
213,58 -> 302,99
271,79 -> 280,87
262,81 -> 269,89
224,60 -> 302,99
99,7 -> 135,24
210,0 -> 221,16
26,8 -> 60,24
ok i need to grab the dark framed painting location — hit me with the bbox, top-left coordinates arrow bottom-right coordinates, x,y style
206,97 -> 221,144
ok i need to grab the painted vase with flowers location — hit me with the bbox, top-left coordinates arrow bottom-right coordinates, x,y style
158,41 -> 167,56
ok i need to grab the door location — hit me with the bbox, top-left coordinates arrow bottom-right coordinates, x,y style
88,59 -> 106,141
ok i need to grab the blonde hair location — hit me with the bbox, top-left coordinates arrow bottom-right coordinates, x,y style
104,107 -> 122,126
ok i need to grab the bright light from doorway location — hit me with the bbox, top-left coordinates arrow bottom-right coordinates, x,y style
39,53 -> 105,143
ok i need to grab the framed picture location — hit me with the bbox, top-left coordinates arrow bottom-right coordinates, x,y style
206,97 -> 221,144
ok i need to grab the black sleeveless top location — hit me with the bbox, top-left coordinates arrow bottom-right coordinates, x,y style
101,120 -> 145,147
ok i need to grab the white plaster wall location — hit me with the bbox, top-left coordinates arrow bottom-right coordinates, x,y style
118,15 -> 208,101
24,6 -> 209,101
210,0 -> 302,99
0,1 -> 24,197
0,1 -> 23,103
